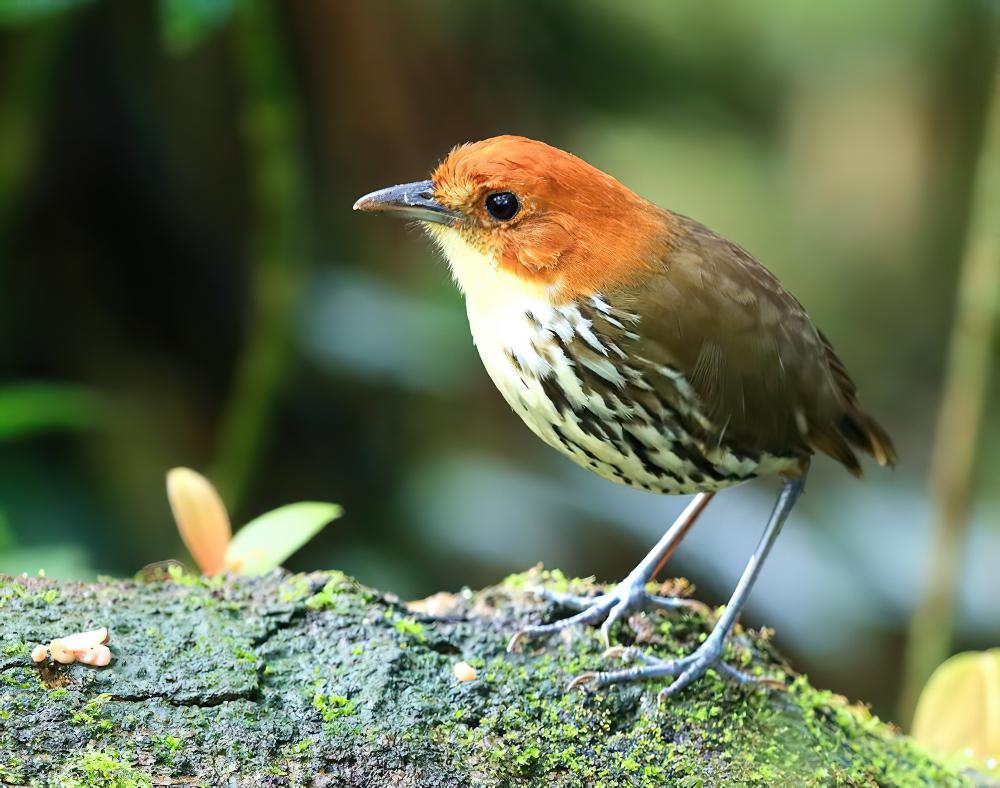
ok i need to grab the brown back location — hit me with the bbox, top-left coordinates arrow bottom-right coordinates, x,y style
605,214 -> 896,476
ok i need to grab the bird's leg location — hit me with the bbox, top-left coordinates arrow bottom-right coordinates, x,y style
568,473 -> 806,700
508,492 -> 715,652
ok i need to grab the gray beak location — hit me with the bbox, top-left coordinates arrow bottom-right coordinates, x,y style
352,179 -> 460,225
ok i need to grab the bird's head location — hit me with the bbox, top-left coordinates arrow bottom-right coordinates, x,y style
354,136 -> 669,307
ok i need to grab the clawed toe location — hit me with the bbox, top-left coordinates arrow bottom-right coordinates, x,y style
506,595 -> 618,653
510,576 -> 694,654
564,672 -> 598,692
564,638 -> 772,701
567,650 -> 691,693
598,596 -> 634,647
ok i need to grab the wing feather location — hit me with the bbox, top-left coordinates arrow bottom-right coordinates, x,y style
603,214 -> 895,474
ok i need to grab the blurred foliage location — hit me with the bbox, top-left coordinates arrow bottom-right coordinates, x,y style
0,0 -> 93,28
210,0 -> 307,508
159,0 -> 236,54
912,649 -> 1000,766
0,0 -> 997,725
902,66 -> 1000,721
0,382 -> 101,438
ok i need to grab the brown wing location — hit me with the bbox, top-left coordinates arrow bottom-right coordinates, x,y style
604,214 -> 895,475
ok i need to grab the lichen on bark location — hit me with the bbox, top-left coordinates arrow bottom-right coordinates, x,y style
0,568 -> 975,786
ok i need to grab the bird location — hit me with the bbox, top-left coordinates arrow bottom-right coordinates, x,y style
353,135 -> 895,700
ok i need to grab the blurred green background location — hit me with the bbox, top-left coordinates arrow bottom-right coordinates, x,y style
0,0 -> 997,726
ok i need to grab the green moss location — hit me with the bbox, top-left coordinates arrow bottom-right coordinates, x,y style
1,666 -> 35,689
502,567 -> 579,593
1,640 -> 28,657
304,571 -> 372,613
280,737 -> 315,757
784,677 -> 967,786
277,576 -> 311,604
153,735 -> 184,765
6,581 -> 28,598
233,646 -> 257,662
55,748 -> 152,787
0,756 -> 23,784
391,615 -> 426,642
165,564 -> 200,586
312,692 -> 357,723
71,693 -> 114,736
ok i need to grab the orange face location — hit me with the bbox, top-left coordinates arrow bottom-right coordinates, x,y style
428,136 -> 670,297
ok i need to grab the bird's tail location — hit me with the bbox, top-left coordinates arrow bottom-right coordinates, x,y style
840,408 -> 897,469
815,331 -> 897,478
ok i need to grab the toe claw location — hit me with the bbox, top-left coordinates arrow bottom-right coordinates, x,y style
598,596 -> 632,648
506,631 -> 527,653
599,621 -> 613,649
565,672 -> 598,692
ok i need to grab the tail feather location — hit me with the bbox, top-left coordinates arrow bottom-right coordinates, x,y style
839,409 -> 896,468
815,330 -> 897,476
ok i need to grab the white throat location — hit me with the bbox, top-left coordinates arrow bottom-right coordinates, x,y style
426,224 -> 557,316
426,223 -> 570,411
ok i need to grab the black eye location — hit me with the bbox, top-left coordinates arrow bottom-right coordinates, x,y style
485,191 -> 520,221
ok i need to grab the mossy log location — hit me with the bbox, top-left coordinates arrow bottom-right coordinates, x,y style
0,568 -> 976,786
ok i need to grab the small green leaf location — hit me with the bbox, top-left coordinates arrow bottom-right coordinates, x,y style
159,0 -> 238,55
225,502 -> 342,576
0,0 -> 94,27
911,649 -> 1000,762
0,382 -> 102,439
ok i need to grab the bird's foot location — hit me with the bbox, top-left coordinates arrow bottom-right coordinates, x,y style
566,636 -> 759,702
506,573 -> 704,653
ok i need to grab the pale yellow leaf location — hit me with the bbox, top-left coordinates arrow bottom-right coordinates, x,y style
166,467 -> 232,575
912,648 -> 1000,761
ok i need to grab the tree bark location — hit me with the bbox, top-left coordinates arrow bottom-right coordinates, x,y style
0,569 -> 975,786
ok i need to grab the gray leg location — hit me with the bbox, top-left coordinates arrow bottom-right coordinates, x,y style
508,492 -> 715,652
568,473 -> 806,700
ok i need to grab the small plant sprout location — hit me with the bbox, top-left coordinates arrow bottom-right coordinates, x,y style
31,627 -> 111,667
166,467 -> 343,576
166,468 -> 231,575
